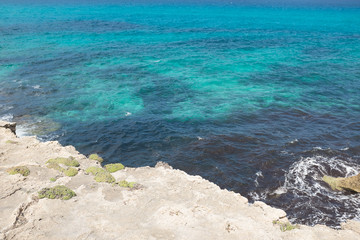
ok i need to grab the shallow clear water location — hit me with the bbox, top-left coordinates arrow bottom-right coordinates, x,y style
1,1 -> 360,227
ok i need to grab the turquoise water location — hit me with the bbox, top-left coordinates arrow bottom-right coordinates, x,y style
1,2 -> 360,227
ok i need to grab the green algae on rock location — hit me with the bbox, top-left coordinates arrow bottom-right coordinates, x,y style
94,172 -> 115,183
47,162 -> 65,172
89,154 -> 104,163
273,220 -> 299,232
86,166 -> 115,183
38,185 -> 76,200
117,180 -> 137,188
5,140 -> 18,144
47,157 -> 80,167
105,163 -> 124,173
86,166 -> 106,175
7,166 -> 30,176
50,177 -> 57,182
64,167 -> 78,177
46,157 -> 79,177
323,174 -> 360,192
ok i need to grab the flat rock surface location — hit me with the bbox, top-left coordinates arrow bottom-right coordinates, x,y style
1,122 -> 360,240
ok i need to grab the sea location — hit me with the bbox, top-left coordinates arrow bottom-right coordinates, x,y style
1,0 -> 360,228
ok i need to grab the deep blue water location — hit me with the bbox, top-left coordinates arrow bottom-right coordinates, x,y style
1,1 -> 360,227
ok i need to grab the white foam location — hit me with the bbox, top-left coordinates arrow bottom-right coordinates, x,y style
0,104 -> 14,111
248,189 -> 269,201
313,146 -> 324,150
254,171 -> 263,187
250,155 -> 360,227
280,150 -> 294,156
272,186 -> 287,195
15,125 -> 30,137
0,114 -> 34,137
125,112 -> 132,116
0,114 -> 13,122
281,156 -> 360,226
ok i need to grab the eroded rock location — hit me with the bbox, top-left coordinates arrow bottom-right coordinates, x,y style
1,121 -> 360,240
323,174 -> 360,192
0,121 -> 16,134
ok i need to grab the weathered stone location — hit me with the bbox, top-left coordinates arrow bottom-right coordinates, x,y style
1,121 -> 360,240
323,174 -> 360,192
155,161 -> 173,169
0,121 -> 16,134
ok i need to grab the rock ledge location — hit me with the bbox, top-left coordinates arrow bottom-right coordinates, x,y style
1,121 -> 360,240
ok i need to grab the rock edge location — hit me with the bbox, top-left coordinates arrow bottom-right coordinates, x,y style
0,121 -> 360,240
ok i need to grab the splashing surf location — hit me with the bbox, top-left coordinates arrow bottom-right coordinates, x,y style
251,155 -> 360,228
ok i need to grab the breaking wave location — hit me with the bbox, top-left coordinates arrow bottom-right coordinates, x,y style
251,156 -> 360,228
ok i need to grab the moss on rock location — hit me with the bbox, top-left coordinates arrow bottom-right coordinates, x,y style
5,140 -> 18,144
89,154 -> 104,163
105,163 -> 124,173
38,185 -> 76,200
273,220 -> 299,232
47,162 -> 65,172
86,166 -> 115,183
50,177 -> 57,182
46,158 -> 79,178
86,166 -> 106,175
64,167 -> 78,177
117,180 -> 137,188
94,172 -> 115,183
47,157 -> 80,167
7,166 -> 30,176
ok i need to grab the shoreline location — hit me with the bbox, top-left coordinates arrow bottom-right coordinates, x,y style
1,120 -> 360,240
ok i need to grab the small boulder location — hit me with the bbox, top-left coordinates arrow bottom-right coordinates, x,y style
323,173 -> 360,192
155,161 -> 172,169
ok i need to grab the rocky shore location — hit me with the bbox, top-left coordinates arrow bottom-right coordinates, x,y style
1,121 -> 360,240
